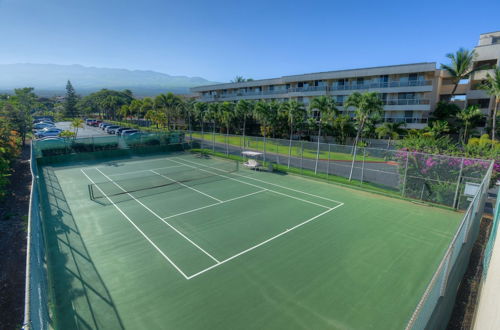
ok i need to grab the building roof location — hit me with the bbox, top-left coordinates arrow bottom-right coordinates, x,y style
191,62 -> 437,92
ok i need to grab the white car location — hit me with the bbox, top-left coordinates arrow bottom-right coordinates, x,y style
121,129 -> 139,137
35,127 -> 63,138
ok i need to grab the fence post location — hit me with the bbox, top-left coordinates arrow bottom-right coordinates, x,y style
361,148 -> 366,184
212,126 -> 215,152
263,136 -> 267,163
401,151 -> 410,197
201,126 -> 204,150
326,144 -> 331,180
300,141 -> 304,173
314,139 -> 320,175
225,133 -> 229,156
452,157 -> 465,210
91,135 -> 95,152
276,141 -> 280,165
287,138 -> 292,169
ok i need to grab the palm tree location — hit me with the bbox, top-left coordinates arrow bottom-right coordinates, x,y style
154,93 -> 182,130
426,120 -> 450,137
219,102 -> 235,154
280,100 -> 306,167
254,101 -> 274,161
332,114 -> 354,145
456,105 -> 483,144
70,118 -> 84,138
235,99 -> 254,149
375,122 -> 406,149
344,92 -> 383,180
440,48 -> 478,97
206,103 -> 220,151
231,76 -> 246,83
308,96 -> 338,173
194,102 -> 208,147
481,67 -> 500,141
140,98 -> 154,119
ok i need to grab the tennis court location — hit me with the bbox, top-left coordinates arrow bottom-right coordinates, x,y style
38,151 -> 462,329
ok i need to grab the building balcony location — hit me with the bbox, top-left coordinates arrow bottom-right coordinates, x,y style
331,80 -> 432,91
199,80 -> 434,101
384,117 -> 428,124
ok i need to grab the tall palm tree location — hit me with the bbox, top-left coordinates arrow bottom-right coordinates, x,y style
344,92 -> 383,180
254,101 -> 274,161
154,93 -> 182,130
280,100 -> 306,167
70,118 -> 84,139
206,103 -> 220,151
235,99 -> 254,149
140,98 -> 154,119
219,102 -> 235,154
309,96 -> 338,173
375,121 -> 406,149
440,48 -> 478,97
194,102 -> 208,146
456,105 -> 483,144
333,114 -> 354,145
481,67 -> 500,141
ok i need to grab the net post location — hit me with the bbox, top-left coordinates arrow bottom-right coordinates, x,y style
452,157 -> 465,210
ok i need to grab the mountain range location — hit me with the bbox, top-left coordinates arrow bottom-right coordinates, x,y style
0,63 -> 219,97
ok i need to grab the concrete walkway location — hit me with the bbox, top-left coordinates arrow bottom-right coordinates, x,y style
473,189 -> 500,330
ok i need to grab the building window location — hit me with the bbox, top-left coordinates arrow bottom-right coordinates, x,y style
493,36 -> 500,44
298,82 -> 304,88
356,78 -> 364,85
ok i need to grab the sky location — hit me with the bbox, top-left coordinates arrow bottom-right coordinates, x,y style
0,0 -> 499,83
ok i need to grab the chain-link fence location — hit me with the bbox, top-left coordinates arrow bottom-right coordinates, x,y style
405,161 -> 493,329
23,143 -> 50,329
188,131 -> 492,209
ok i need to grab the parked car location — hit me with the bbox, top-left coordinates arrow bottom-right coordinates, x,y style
33,122 -> 55,130
121,129 -> 139,137
90,120 -> 102,127
107,126 -> 121,134
35,127 -> 63,138
105,125 -> 120,134
101,123 -> 112,130
115,127 -> 131,135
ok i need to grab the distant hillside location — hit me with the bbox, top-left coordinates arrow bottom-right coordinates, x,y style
0,63 -> 219,96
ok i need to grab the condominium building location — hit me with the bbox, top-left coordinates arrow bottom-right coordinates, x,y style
191,31 -> 500,129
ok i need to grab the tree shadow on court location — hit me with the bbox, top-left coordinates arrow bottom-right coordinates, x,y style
39,167 -> 125,329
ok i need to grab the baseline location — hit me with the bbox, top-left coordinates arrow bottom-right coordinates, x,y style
93,167 -> 220,263
186,203 -> 344,280
80,169 -> 190,280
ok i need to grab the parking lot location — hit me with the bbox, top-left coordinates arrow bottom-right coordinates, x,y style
55,121 -> 108,138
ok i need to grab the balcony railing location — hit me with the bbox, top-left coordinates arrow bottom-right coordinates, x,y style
384,117 -> 428,124
199,80 -> 433,100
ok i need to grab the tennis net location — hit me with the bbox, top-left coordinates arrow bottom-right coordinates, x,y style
89,159 -> 238,203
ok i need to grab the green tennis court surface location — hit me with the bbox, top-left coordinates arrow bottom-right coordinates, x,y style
38,152 -> 462,329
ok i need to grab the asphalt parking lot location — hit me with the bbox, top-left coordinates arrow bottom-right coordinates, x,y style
55,121 -> 109,138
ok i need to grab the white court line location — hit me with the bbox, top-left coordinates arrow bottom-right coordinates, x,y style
150,170 -> 223,203
80,169 -> 190,280
93,167 -> 221,263
162,189 -> 267,220
167,158 -> 332,209
178,157 -> 344,205
105,164 -> 187,178
186,203 -> 344,280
